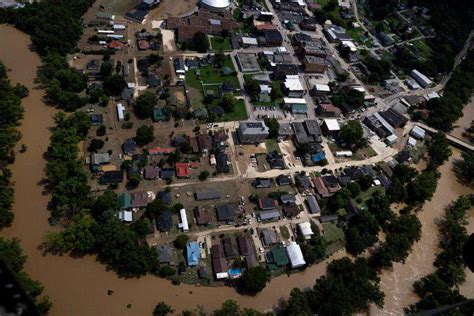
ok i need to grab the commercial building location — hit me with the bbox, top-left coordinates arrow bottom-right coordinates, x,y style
237,121 -> 269,144
410,69 -> 433,88
321,119 -> 340,136
200,0 -> 231,12
284,98 -> 308,114
236,53 -> 261,72
303,56 -> 327,73
284,76 -> 305,97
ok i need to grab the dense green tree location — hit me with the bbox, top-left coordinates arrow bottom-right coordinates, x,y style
244,78 -> 260,101
406,170 -> 439,204
345,209 -> 380,255
212,300 -> 269,316
0,237 -> 27,272
198,170 -> 210,181
428,132 -> 452,167
325,188 -> 351,213
192,31 -> 209,53
153,302 -> 174,316
284,288 -> 312,316
454,152 -> 474,185
103,74 -> 126,96
366,192 -> 394,226
238,266 -> 269,294
134,92 -> 158,119
173,234 -> 189,250
135,125 -> 155,146
264,118 -> 279,139
93,214 -> 158,277
221,93 -> 237,113
100,61 -> 113,77
87,138 -> 105,153
131,218 -> 152,238
339,120 -> 364,149
306,257 -> 384,314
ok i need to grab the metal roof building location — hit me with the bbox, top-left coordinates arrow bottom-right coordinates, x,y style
286,242 -> 306,268
201,0 -> 231,11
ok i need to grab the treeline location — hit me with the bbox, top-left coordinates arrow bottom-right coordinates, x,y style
42,113 -> 157,277
38,53 -> 88,111
1,0 -> 94,56
0,61 -> 26,229
0,0 -> 96,112
406,196 -> 473,314
0,237 -> 52,314
282,133 -> 451,314
424,51 -> 474,131
153,299 -> 272,316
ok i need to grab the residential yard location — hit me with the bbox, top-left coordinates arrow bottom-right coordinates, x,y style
218,99 -> 248,122
352,145 -> 377,160
265,139 -> 281,153
322,222 -> 344,244
210,36 -> 232,51
280,226 -> 290,240
327,142 -> 377,161
354,185 -> 385,208
411,39 -> 432,59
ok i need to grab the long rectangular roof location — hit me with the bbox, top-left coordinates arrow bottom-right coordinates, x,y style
286,242 -> 306,268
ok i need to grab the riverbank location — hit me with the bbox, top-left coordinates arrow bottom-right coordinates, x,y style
0,24 -> 348,315
451,98 -> 474,142
371,148 -> 473,315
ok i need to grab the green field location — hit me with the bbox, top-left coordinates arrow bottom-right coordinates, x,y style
322,223 -> 344,243
219,99 -> 248,121
280,226 -> 290,240
265,139 -> 281,153
412,39 -> 432,59
210,36 -> 232,51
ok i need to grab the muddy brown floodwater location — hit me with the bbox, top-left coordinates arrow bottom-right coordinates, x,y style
451,98 -> 474,142
371,149 -> 473,315
0,24 -> 347,315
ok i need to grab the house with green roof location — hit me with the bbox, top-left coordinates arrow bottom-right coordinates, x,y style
153,106 -> 167,122
266,245 -> 289,270
119,193 -> 132,209
291,103 -> 308,114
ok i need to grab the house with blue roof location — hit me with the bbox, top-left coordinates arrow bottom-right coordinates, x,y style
186,242 -> 200,266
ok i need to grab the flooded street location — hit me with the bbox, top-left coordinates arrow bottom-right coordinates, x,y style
372,150 -> 473,315
0,24 -> 347,315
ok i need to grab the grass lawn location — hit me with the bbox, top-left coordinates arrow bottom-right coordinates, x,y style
265,139 -> 281,153
315,0 -> 328,6
322,223 -> 344,243
352,146 -> 377,160
412,39 -> 432,59
210,36 -> 232,51
347,28 -> 362,42
280,226 -> 290,240
355,185 -> 385,208
218,99 -> 248,121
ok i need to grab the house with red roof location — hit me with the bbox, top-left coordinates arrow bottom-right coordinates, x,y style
108,40 -> 124,50
175,162 -> 191,178
148,146 -> 175,155
312,176 -> 330,198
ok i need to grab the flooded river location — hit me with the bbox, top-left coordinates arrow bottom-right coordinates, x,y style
372,150 -> 473,315
0,24 -> 347,315
451,99 -> 473,142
